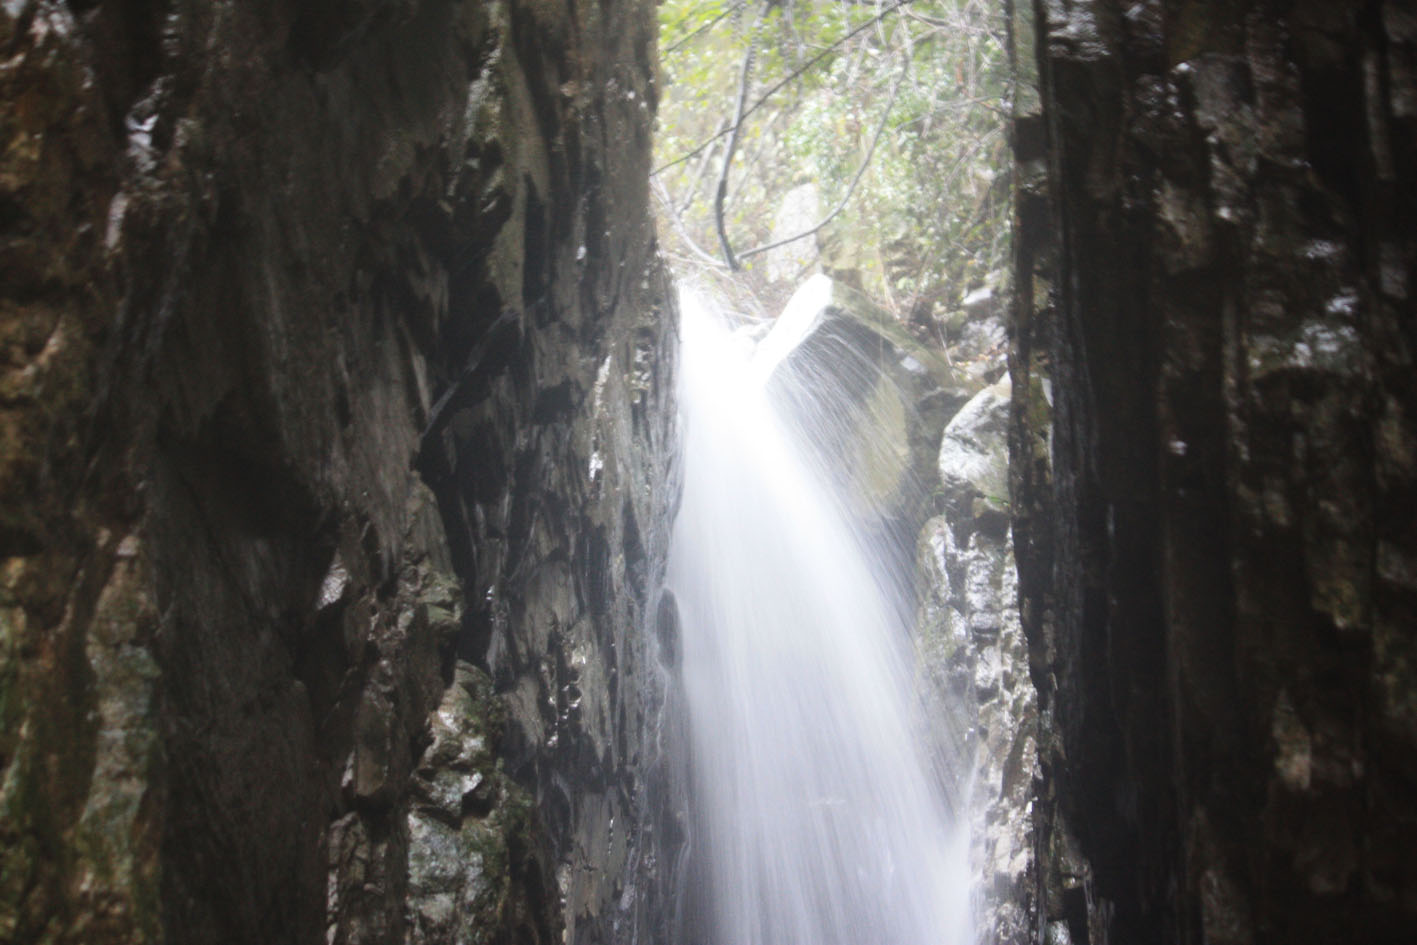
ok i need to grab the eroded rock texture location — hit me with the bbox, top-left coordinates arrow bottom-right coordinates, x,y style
909,276 -> 1038,945
0,1 -> 679,943
1011,0 -> 1417,942
923,378 -> 1038,945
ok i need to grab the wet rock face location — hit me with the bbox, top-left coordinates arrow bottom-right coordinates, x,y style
0,1 -> 678,944
1012,0 -> 1417,942
920,379 -> 1038,945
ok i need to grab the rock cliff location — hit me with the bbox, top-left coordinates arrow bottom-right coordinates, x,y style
0,2 -> 680,943
1011,0 -> 1417,942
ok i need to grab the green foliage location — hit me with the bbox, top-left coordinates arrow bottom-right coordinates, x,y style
655,0 -> 1010,321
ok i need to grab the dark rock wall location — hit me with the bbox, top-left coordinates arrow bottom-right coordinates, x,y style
0,2 -> 679,944
1011,0 -> 1417,942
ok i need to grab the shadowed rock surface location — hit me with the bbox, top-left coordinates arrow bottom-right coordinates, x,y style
0,2 -> 681,943
1010,0 -> 1417,942
9,0 -> 1417,942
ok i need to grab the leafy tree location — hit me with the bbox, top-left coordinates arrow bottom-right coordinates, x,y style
654,0 -> 1010,325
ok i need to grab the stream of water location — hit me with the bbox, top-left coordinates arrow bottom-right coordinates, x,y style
666,282 -> 971,945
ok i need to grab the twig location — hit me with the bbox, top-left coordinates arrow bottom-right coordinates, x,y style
653,175 -> 731,270
653,0 -> 913,176
664,3 -> 743,55
713,0 -> 764,270
678,118 -> 729,214
735,56 -> 906,263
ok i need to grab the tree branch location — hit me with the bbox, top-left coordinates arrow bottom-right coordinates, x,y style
653,176 -> 731,270
735,57 -> 906,263
653,0 -> 913,176
713,0 -> 764,271
678,118 -> 729,213
664,3 -> 743,55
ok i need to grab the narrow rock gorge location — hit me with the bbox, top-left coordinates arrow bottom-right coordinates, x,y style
3,0 -> 1417,943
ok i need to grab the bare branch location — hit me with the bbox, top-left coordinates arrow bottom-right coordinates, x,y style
653,0 -> 913,176
653,176 -> 730,270
713,0 -> 764,270
678,118 -> 729,214
664,3 -> 743,55
736,55 -> 907,264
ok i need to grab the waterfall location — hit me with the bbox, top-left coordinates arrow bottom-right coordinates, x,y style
667,280 -> 972,945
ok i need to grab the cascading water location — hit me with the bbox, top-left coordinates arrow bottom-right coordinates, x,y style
667,279 -> 971,945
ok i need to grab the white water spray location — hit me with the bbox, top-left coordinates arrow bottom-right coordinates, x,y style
667,281 -> 971,945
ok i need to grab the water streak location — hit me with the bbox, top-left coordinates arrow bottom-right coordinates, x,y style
667,284 -> 970,945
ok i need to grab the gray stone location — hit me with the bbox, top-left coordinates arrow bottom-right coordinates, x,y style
938,379 -> 1013,518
